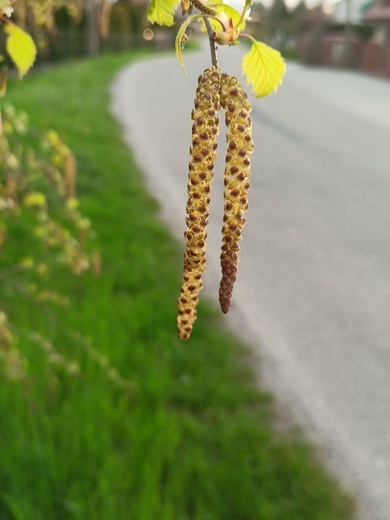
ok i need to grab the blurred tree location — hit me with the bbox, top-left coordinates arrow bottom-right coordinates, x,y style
13,0 -> 83,54
0,5 -> 97,381
288,0 -> 308,44
267,0 -> 291,48
248,1 -> 268,40
110,0 -> 144,36
14,0 -> 84,32
12,0 -> 148,59
290,0 -> 308,29
12,0 -> 112,57
86,0 -> 100,56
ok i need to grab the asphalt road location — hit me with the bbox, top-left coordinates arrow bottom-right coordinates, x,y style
111,47 -> 390,520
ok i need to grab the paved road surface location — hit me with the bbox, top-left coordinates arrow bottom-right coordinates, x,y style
111,48 -> 390,520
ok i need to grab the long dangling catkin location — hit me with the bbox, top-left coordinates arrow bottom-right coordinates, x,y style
219,74 -> 253,313
177,67 -> 221,340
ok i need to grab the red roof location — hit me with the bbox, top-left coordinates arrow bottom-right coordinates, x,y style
363,0 -> 390,21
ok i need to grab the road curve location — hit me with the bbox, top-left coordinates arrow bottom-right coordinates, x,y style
111,48 -> 390,520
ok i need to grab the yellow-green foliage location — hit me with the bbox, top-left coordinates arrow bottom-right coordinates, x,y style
150,0 -> 286,97
0,103 -> 96,380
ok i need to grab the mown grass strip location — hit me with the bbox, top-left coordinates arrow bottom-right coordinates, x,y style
0,51 -> 355,519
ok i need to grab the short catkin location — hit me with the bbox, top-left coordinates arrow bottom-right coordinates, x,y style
219,74 -> 253,313
177,67 -> 221,340
190,0 -> 217,16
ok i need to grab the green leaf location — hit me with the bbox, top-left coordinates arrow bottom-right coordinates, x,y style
146,0 -> 180,26
241,39 -> 285,98
4,23 -> 37,78
175,15 -> 204,74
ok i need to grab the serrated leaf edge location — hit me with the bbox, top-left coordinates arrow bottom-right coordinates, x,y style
146,0 -> 180,26
4,22 -> 37,78
241,40 -> 286,98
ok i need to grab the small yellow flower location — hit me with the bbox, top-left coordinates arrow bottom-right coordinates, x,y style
20,256 -> 34,269
23,191 -> 46,208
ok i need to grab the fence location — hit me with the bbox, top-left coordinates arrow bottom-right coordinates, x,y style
38,31 -> 171,64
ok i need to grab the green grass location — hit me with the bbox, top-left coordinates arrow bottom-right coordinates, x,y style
0,51 -> 355,519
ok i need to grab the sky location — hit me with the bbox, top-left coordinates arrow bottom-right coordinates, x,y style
232,0 -> 339,10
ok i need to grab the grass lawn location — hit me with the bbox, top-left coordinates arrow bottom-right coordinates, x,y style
0,50 -> 355,519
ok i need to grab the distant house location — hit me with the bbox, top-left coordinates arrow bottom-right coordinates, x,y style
333,0 -> 369,23
297,5 -> 336,64
297,0 -> 390,77
361,0 -> 390,75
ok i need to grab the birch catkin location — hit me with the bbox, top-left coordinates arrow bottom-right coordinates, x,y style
177,67 -> 221,340
219,74 -> 253,313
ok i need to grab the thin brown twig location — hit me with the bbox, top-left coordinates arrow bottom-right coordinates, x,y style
204,17 -> 218,68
